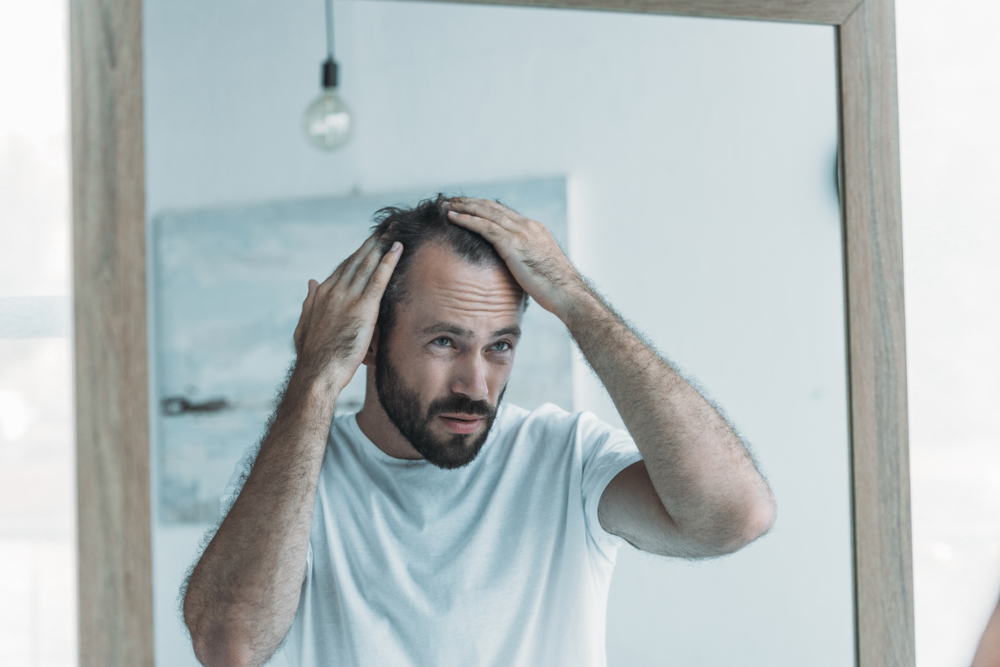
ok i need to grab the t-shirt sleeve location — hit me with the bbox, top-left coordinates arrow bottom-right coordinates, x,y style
577,411 -> 643,560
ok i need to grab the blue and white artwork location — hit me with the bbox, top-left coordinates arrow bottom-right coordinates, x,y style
152,177 -> 573,524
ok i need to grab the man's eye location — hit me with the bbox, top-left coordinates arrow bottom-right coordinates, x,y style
492,341 -> 512,352
433,337 -> 452,347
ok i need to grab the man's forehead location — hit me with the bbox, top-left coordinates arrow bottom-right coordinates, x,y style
401,243 -> 524,329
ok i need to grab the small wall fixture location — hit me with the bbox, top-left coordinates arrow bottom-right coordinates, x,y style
302,0 -> 352,150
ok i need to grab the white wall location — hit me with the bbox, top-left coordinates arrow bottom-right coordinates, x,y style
145,2 -> 848,665
897,1 -> 1000,665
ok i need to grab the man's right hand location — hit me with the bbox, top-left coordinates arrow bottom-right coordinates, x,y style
293,234 -> 403,394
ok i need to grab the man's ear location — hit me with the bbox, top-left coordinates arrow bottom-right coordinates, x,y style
362,324 -> 380,367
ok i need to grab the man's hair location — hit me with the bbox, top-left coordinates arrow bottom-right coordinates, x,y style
371,194 -> 522,337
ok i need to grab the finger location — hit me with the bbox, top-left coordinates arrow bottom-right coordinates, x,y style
351,235 -> 397,287
320,234 -> 380,291
306,279 -> 318,310
447,196 -> 500,211
445,197 -> 494,216
446,210 -> 505,244
320,256 -> 352,291
342,233 -> 384,281
361,241 -> 403,302
293,280 -> 318,350
446,198 -> 521,229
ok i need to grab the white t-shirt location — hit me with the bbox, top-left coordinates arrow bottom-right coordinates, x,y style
224,402 -> 642,667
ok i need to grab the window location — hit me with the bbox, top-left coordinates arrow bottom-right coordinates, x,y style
0,2 -> 76,665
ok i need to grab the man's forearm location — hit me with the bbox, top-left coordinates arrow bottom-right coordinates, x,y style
183,370 -> 337,667
562,288 -> 775,549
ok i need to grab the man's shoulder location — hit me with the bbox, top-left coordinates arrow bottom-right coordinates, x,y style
497,403 -> 634,453
494,402 -> 617,442
496,401 -> 574,429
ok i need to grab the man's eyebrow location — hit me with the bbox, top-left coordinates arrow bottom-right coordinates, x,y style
420,322 -> 474,338
491,325 -> 522,340
419,322 -> 522,340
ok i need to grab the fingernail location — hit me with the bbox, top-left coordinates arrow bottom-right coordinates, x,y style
391,241 -> 401,252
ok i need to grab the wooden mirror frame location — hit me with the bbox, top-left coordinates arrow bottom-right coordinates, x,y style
70,0 -> 911,664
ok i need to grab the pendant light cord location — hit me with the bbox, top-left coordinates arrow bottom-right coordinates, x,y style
321,0 -> 338,88
325,0 -> 335,60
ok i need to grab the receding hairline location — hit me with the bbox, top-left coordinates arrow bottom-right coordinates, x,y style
384,240 -> 528,324
374,198 -> 530,338
405,238 -> 521,286
408,236 -> 506,268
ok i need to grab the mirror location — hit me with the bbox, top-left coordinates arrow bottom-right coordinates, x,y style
141,0 -> 849,664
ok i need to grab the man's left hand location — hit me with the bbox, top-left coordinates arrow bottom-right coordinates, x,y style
444,197 -> 588,320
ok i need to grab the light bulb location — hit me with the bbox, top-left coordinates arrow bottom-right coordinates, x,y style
303,57 -> 352,151
302,88 -> 352,150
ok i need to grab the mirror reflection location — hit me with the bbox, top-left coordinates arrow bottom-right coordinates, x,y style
144,1 -> 848,664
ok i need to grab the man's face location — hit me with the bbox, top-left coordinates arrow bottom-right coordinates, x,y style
374,243 -> 524,469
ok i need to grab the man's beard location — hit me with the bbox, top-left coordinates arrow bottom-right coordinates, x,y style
375,340 -> 504,470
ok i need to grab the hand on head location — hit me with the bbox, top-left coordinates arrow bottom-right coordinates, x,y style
442,198 -> 587,320
293,234 -> 403,394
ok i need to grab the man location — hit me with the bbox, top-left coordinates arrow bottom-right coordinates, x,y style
182,196 -> 777,667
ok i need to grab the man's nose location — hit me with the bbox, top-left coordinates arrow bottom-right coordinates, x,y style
450,353 -> 490,403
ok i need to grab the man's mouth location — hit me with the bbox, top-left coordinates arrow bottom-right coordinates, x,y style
437,413 -> 484,435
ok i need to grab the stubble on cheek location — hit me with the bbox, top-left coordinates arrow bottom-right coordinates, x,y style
374,344 -> 506,469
